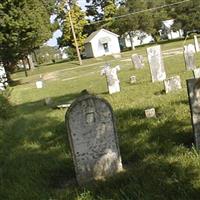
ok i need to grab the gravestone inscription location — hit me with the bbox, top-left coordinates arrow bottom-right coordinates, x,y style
193,68 -> 200,79
164,76 -> 182,93
101,64 -> 121,94
131,54 -> 144,69
184,44 -> 196,70
187,79 -> 200,149
66,91 -> 123,185
147,45 -> 166,82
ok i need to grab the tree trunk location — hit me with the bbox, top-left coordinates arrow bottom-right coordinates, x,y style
22,58 -> 28,77
33,50 -> 39,66
128,32 -> 135,50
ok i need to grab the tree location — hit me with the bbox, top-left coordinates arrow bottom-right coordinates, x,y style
0,0 -> 55,78
57,1 -> 88,51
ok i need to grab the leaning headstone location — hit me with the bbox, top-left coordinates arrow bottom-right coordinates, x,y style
131,54 -> 144,69
164,75 -> 182,93
193,68 -> 200,78
147,45 -> 166,82
194,35 -> 200,53
0,64 -> 8,91
186,79 -> 200,149
101,64 -> 121,94
145,108 -> 156,118
130,75 -> 136,84
66,91 -> 123,185
184,44 -> 196,70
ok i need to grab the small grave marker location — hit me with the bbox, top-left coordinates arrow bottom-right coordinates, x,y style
66,91 -> 123,185
184,44 -> 196,70
145,108 -> 156,118
187,79 -> 200,148
130,75 -> 136,84
147,45 -> 166,82
101,64 -> 121,94
164,76 -> 182,93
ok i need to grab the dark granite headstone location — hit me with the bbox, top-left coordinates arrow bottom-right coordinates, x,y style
65,91 -> 123,185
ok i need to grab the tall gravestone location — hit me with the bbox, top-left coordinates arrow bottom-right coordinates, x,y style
187,79 -> 200,149
184,44 -> 196,70
101,64 -> 121,94
0,64 -> 8,91
164,76 -> 182,93
131,54 -> 144,69
147,45 -> 166,82
193,68 -> 200,79
66,91 -> 123,185
194,35 -> 200,53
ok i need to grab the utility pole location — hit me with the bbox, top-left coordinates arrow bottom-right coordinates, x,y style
67,1 -> 82,65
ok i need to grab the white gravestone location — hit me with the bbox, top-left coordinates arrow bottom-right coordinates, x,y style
147,45 -> 166,82
164,76 -> 182,93
131,54 -> 144,69
194,35 -> 200,53
145,108 -> 156,118
184,44 -> 196,70
193,68 -> 200,78
101,64 -> 121,94
130,75 -> 136,84
187,79 -> 200,149
66,91 -> 123,185
0,65 -> 8,91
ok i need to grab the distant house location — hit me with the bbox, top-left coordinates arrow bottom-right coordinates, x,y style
84,29 -> 121,58
120,31 -> 154,49
159,19 -> 184,40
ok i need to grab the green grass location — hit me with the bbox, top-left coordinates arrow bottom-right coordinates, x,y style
1,39 -> 200,199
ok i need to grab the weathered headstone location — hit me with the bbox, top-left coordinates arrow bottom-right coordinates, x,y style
0,64 -> 8,91
164,75 -> 182,93
194,35 -> 200,53
101,64 -> 121,94
145,108 -> 156,118
131,54 -> 144,69
36,75 -> 43,89
193,68 -> 200,78
130,75 -> 136,84
66,91 -> 123,185
147,45 -> 166,82
187,79 -> 200,148
184,44 -> 196,70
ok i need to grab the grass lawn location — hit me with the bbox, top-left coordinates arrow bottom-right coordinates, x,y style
1,38 -> 200,199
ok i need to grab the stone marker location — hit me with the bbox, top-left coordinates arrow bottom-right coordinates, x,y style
147,45 -> 166,82
112,54 -> 122,59
164,75 -> 182,93
101,64 -> 121,94
131,54 -> 144,69
130,75 -> 136,84
194,35 -> 200,53
184,44 -> 196,70
186,79 -> 200,149
65,91 -> 123,185
193,68 -> 200,78
145,108 -> 156,118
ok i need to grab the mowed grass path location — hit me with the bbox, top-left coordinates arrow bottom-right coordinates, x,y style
1,39 -> 200,199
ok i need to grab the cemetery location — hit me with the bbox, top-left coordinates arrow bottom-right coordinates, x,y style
1,37 -> 200,199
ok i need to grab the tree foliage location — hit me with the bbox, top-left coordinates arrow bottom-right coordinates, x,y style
0,0 -> 55,73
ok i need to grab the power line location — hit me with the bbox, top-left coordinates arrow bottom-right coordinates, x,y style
88,0 -> 191,25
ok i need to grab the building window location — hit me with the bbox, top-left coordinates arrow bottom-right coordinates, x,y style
103,43 -> 109,52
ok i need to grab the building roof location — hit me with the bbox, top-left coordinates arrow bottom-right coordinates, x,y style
84,29 -> 119,44
162,19 -> 174,29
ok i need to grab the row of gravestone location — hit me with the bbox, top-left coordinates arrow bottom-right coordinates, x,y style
0,64 -> 8,91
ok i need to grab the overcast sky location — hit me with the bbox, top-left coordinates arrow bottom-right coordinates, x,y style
46,0 -> 87,47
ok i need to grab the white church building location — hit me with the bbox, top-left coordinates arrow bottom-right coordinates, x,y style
84,29 -> 121,58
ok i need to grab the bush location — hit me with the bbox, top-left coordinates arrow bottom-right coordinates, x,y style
0,89 -> 14,119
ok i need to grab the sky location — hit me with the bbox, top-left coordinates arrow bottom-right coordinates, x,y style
46,0 -> 87,47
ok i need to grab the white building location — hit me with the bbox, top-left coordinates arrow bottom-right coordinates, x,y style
84,29 -> 121,58
159,19 -> 184,40
120,31 -> 154,48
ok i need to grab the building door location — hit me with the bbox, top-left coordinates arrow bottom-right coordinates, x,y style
103,43 -> 109,53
